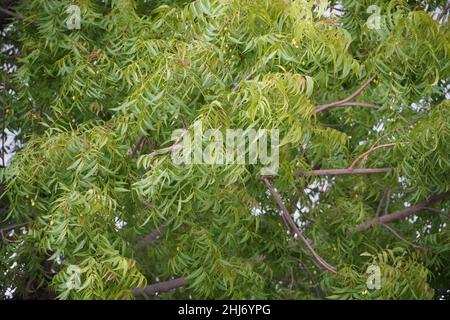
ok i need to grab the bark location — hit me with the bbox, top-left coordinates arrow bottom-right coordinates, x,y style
132,277 -> 187,298
353,191 -> 450,232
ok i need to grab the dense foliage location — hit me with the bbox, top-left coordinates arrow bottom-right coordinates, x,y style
0,0 -> 449,299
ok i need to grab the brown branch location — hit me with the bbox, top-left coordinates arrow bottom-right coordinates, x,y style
262,177 -> 337,273
316,75 -> 379,113
135,226 -> 164,251
0,6 -> 25,20
298,168 -> 392,177
353,192 -> 450,232
348,143 -> 396,170
132,277 -> 187,298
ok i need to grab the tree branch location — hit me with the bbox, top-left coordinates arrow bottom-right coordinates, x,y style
135,226 -> 165,251
381,224 -> 422,249
0,6 -> 25,20
353,192 -> 450,232
298,168 -> 392,177
316,75 -> 379,113
348,143 -> 396,170
132,277 -> 187,299
262,177 -> 337,273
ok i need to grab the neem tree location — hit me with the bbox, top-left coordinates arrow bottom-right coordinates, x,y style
0,0 -> 449,299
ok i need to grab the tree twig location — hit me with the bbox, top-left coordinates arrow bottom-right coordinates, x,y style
381,223 -> 422,249
348,143 -> 396,170
262,177 -> 337,273
316,75 -> 379,113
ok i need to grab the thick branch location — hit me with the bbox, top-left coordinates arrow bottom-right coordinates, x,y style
262,177 -> 337,273
132,277 -> 187,298
135,226 -> 164,251
353,192 -> 450,232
